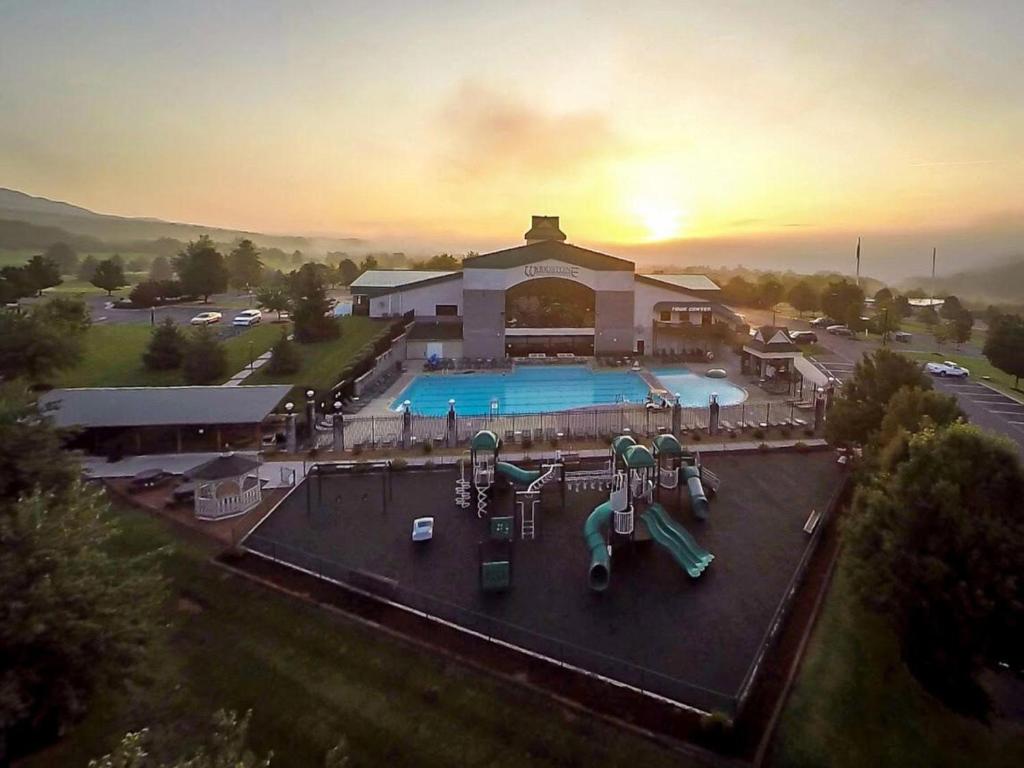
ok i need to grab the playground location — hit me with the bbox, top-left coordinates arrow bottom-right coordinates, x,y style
245,437 -> 844,714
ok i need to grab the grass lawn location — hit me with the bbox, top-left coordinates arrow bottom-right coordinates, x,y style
249,315 -> 388,394
900,350 -> 1022,396
55,322 -> 284,388
771,563 -> 1024,768
21,501 -> 688,768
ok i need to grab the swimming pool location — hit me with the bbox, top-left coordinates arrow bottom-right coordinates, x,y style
391,366 -> 649,416
391,364 -> 747,416
650,367 -> 747,407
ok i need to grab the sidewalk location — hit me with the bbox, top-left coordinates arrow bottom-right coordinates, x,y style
221,332 -> 293,387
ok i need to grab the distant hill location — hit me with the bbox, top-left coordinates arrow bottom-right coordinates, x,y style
0,188 -> 366,255
901,256 -> 1024,306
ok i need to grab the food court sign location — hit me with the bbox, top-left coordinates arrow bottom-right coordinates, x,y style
523,263 -> 580,279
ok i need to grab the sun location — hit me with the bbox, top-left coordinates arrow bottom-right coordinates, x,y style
635,200 -> 684,241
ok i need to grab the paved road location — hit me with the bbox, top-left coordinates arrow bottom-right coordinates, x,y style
739,308 -> 1024,453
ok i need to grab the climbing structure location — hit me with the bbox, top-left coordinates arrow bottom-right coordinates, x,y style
468,429 -> 500,518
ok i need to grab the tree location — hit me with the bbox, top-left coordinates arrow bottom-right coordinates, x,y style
291,249 -> 304,266
227,239 -> 264,290
0,266 -> 33,303
939,294 -> 963,320
22,255 -> 62,295
873,287 -> 893,306
142,318 -> 185,370
721,276 -> 755,307
413,253 -> 461,270
949,308 -> 973,349
892,294 -> 911,319
0,311 -> 85,383
77,254 -> 99,282
757,275 -> 784,310
336,258 -> 359,286
148,255 -> 173,282
256,286 -> 291,321
819,279 -> 864,326
33,296 -> 91,335
266,329 -> 301,375
91,258 -> 128,295
825,348 -> 930,446
787,281 -> 818,316
876,386 -> 964,448
45,242 -> 78,274
174,236 -> 229,302
844,423 -> 1024,711
358,254 -> 379,273
983,313 -> 1024,388
919,305 -> 939,327
0,391 -> 79,504
1,491 -> 164,761
291,265 -> 338,343
182,325 -> 227,384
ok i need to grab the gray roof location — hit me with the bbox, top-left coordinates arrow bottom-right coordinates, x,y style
39,385 -> 292,428
463,240 -> 634,271
186,453 -> 260,480
349,270 -> 458,289
636,273 -> 721,292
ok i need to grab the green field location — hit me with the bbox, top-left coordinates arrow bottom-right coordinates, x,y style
54,322 -> 284,388
772,563 -> 1024,768
21,502 -> 687,768
249,316 -> 388,394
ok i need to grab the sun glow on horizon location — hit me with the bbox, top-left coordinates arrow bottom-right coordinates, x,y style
635,200 -> 685,241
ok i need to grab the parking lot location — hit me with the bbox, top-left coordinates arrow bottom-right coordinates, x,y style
932,378 -> 1024,453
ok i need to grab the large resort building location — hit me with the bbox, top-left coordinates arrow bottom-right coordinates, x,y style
351,216 -> 743,360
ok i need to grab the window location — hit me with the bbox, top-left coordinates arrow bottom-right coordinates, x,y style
659,310 -> 672,321
435,304 -> 458,316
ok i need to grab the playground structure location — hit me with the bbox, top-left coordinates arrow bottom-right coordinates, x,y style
585,433 -> 716,592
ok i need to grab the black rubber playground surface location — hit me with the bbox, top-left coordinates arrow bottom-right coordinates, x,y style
245,450 -> 844,712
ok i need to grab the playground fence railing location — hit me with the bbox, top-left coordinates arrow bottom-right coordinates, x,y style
338,400 -> 815,451
244,533 -> 739,714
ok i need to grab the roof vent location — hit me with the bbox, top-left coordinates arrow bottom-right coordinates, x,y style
524,215 -> 566,244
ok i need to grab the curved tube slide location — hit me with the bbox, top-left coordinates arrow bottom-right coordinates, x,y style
683,465 -> 710,520
583,500 -> 614,591
496,461 -> 542,486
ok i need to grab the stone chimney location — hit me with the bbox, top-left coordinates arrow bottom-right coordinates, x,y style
524,215 -> 566,244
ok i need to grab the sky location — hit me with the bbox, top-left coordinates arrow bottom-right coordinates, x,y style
1,0 -> 1022,277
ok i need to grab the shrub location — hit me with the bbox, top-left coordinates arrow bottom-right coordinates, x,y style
266,330 -> 301,375
182,325 -> 227,384
423,459 -> 436,470
804,427 -> 815,438
793,440 -> 809,452
390,457 -> 408,472
781,427 -> 792,438
692,432 -> 701,442
758,441 -> 770,452
142,317 -> 184,370
521,434 -> 533,450
351,443 -> 363,456
422,441 -> 433,454
752,428 -> 765,440
549,437 -> 559,449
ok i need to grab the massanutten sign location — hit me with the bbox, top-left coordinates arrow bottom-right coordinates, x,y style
523,263 -> 580,279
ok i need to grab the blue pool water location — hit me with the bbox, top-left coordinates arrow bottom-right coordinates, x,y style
651,367 -> 747,407
392,365 -> 747,416
392,366 -> 649,416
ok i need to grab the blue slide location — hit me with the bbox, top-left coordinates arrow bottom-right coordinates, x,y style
640,503 -> 713,578
583,500 -> 613,591
683,465 -> 710,520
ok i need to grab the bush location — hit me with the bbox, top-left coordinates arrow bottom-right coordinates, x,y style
266,330 -> 301,375
549,436 -> 559,449
423,459 -> 436,470
521,434 -> 533,450
758,441 -> 770,451
793,440 -> 809,452
182,325 -> 227,384
781,427 -> 792,438
390,457 -> 408,472
422,441 -> 433,454
142,317 -> 184,370
752,428 -> 765,440
692,432 -> 701,442
804,427 -> 815,438
351,443 -> 363,456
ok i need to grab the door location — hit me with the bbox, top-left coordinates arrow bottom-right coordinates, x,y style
426,342 -> 444,359
636,340 -> 645,356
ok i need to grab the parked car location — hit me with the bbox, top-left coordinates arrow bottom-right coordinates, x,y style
925,361 -> 970,378
790,330 -> 818,344
826,325 -> 853,337
232,309 -> 262,327
411,517 -> 434,542
190,311 -> 222,325
892,330 -> 912,343
810,316 -> 836,328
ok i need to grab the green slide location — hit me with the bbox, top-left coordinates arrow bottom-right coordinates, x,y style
640,503 -> 713,578
583,500 -> 614,591
496,461 -> 541,486
683,465 -> 710,520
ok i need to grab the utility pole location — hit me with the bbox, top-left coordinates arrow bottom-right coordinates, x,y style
855,237 -> 861,288
931,247 -> 937,302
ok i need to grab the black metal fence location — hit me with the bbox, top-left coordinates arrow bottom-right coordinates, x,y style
244,533 -> 738,714
339,400 -> 816,451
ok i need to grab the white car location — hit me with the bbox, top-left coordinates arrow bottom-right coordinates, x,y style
189,311 -> 222,326
233,309 -> 262,327
826,325 -> 853,337
926,361 -> 970,378
411,517 -> 434,542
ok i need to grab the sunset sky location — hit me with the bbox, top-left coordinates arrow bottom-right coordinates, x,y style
2,1 -> 1022,271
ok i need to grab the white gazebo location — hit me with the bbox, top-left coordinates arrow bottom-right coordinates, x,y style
185,453 -> 262,521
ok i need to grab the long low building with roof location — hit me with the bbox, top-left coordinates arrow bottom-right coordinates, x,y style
39,385 -> 292,456
349,216 -> 744,360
